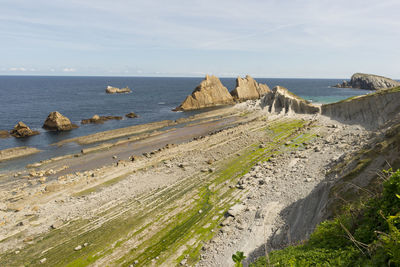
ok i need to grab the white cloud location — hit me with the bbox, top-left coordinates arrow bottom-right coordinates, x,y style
9,67 -> 27,71
62,68 -> 76,72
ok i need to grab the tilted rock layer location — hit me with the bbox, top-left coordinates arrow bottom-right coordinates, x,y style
334,73 -> 400,90
230,75 -> 270,101
43,111 -> 78,131
174,75 -> 234,111
321,87 -> 400,128
261,86 -> 320,115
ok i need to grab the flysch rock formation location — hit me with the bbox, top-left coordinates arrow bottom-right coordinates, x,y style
0,130 -> 10,138
230,75 -> 271,101
105,86 -> 131,94
10,122 -> 40,138
42,111 -> 78,131
173,75 -> 234,111
261,86 -> 320,115
334,73 -> 400,90
81,115 -> 123,124
321,87 -> 400,128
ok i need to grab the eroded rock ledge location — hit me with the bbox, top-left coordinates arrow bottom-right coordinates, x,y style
261,86 -> 320,115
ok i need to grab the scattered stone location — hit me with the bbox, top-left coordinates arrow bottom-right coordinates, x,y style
51,220 -> 64,229
74,245 -> 82,251
39,258 -> 47,264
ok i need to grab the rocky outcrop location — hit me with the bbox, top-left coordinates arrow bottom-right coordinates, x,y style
106,86 -> 131,94
230,75 -> 270,101
0,130 -> 10,138
125,112 -> 138,118
334,73 -> 400,90
81,115 -> 123,124
174,75 -> 234,111
43,111 -> 78,131
10,122 -> 40,138
261,86 -> 320,115
321,87 -> 400,128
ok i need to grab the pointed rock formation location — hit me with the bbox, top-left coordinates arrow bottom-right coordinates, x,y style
10,122 -> 40,138
334,73 -> 400,90
261,86 -> 320,115
43,111 -> 78,131
174,75 -> 234,111
230,75 -> 270,101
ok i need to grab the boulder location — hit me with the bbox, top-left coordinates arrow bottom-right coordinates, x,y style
333,73 -> 400,90
230,75 -> 271,101
261,86 -> 320,114
106,86 -> 131,94
125,112 -> 138,118
81,115 -> 122,124
43,111 -> 78,131
10,122 -> 39,138
173,75 -> 234,111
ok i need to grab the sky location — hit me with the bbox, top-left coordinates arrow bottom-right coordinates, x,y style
1,0 -> 400,78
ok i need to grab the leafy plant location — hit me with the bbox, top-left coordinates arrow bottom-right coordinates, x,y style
232,251 -> 246,267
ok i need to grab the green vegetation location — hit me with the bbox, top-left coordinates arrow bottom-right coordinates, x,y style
232,251 -> 246,267
250,169 -> 400,267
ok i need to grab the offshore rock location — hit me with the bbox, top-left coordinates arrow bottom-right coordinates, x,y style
0,130 -> 10,138
230,75 -> 270,101
125,112 -> 138,118
261,86 -> 320,115
106,86 -> 131,94
43,111 -> 78,131
174,75 -> 234,111
81,115 -> 123,124
334,73 -> 400,90
10,122 -> 39,138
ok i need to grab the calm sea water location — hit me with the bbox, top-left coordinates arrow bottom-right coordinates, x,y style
0,76 -> 373,170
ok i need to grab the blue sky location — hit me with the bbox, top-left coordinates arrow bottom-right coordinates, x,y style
1,0 -> 399,78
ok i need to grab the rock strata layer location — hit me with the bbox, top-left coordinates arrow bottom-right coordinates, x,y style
261,86 -> 320,114
0,146 -> 41,162
321,87 -> 400,128
174,75 -> 234,111
106,86 -> 131,94
43,111 -> 78,131
230,75 -> 270,101
334,73 -> 400,90
10,122 -> 40,138
81,115 -> 123,124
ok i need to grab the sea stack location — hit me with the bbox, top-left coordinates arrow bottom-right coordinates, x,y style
43,111 -> 78,131
230,75 -> 271,101
10,122 -> 40,138
174,75 -> 234,111
334,73 -> 400,90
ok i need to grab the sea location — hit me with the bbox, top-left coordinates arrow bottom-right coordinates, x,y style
0,76 -> 373,171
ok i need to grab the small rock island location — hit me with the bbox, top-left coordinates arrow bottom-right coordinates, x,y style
43,111 -> 78,131
334,73 -> 400,90
106,86 -> 131,94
